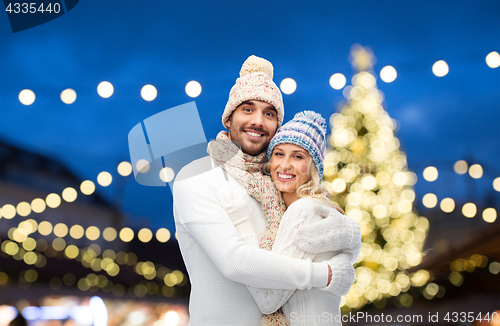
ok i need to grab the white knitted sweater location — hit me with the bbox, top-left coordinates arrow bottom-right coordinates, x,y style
173,156 -> 329,326
240,197 -> 361,325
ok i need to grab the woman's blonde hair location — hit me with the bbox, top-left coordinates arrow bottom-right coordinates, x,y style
296,156 -> 344,214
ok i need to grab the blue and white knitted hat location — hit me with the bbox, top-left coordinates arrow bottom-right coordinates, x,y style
267,111 -> 327,179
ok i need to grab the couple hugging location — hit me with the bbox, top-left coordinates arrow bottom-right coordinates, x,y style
172,55 -> 361,326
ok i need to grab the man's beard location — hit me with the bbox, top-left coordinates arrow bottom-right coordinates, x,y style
228,125 -> 269,156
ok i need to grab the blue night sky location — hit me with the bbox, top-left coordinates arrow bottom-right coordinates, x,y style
1,0 -> 499,231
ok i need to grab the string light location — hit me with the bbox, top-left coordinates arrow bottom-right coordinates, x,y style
185,81 -> 202,98
60,88 -> 77,104
440,198 -> 455,213
141,84 -> 157,101
18,89 -> 35,105
119,228 -> 134,242
159,167 -> 175,183
423,166 -> 438,182
1,204 -> 16,219
462,203 -> 477,218
453,160 -> 468,175
280,78 -> 297,95
482,208 -> 497,223
494,177 -> 500,192
117,161 -> 133,176
486,51 -> 500,69
138,228 -> 153,243
422,193 -> 438,208
468,164 -> 483,179
16,202 -> 31,217
62,187 -> 78,202
97,81 -> 114,98
432,60 -> 449,77
329,73 -> 346,90
80,180 -> 96,195
97,171 -> 113,187
380,65 -> 397,83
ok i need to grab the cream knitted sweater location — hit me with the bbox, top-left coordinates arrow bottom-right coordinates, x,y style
173,156 -> 330,326
237,197 -> 361,325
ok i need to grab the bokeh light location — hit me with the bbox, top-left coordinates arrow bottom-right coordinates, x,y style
468,164 -> 483,179
185,81 -> 202,98
81,180 -> 96,195
97,81 -> 114,98
62,187 -> 78,202
462,203 -> 477,218
16,202 -> 31,217
380,65 -> 397,83
138,228 -> 153,243
329,73 -> 346,90
86,226 -> 100,241
141,84 -> 157,101
19,89 -> 35,105
97,171 -> 113,187
60,88 -> 77,104
119,228 -> 134,242
494,177 -> 500,192
164,311 -> 180,326
54,223 -> 69,237
432,60 -> 449,77
422,193 -> 438,208
489,262 -> 500,274
156,228 -> 171,243
1,204 -> 16,219
453,160 -> 468,174
280,78 -> 297,95
440,198 -> 455,213
482,208 -> 497,223
38,221 -> 53,236
70,225 -> 85,239
103,227 -> 117,241
423,166 -> 438,182
46,193 -> 61,208
136,159 -> 151,173
118,161 -> 133,176
31,198 -> 46,213
486,51 -> 500,68
159,167 -> 175,183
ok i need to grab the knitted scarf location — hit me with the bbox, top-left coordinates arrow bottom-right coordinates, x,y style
207,131 -> 286,251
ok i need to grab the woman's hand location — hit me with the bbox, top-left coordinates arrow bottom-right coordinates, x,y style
216,186 -> 255,236
293,201 -> 361,254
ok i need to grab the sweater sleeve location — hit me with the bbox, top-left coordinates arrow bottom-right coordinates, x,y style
173,172 -> 328,290
243,198 -> 360,313
239,233 -> 296,314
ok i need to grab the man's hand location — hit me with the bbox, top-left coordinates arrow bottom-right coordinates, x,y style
327,265 -> 332,285
216,187 -> 255,236
294,202 -> 361,254
321,254 -> 355,297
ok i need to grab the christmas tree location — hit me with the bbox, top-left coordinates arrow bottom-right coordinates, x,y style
323,45 -> 430,309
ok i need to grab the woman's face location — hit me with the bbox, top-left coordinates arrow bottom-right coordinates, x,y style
270,143 -> 311,193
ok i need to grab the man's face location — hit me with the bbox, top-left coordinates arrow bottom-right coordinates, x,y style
227,100 -> 278,155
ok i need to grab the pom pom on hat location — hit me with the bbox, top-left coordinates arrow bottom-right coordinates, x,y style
293,110 -> 327,134
223,55 -> 284,129
240,55 -> 274,79
267,110 -> 327,179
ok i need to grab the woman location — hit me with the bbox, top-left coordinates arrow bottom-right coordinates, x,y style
213,111 -> 361,325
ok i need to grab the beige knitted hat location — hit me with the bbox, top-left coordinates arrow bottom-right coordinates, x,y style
222,55 -> 284,129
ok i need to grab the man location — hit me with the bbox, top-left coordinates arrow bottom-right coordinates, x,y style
173,56 -> 355,325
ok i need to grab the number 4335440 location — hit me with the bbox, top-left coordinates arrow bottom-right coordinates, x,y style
444,312 -> 498,323
6,3 -> 62,14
